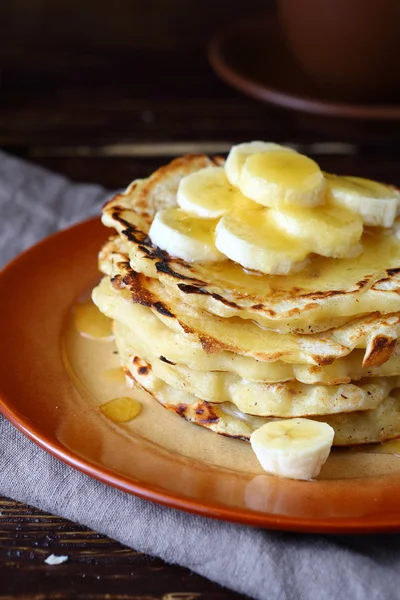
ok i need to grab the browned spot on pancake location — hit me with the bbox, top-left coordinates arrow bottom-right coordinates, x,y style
123,225 -> 155,248
356,278 -> 370,288
167,400 -> 219,424
387,268 -> 400,276
199,335 -> 226,354
113,271 -> 177,322
155,261 -> 206,285
138,244 -> 152,255
112,271 -> 154,308
315,356 -> 336,366
132,356 -> 152,376
371,274 -> 400,294
175,403 -> 188,416
177,282 -> 241,309
210,292 -> 239,309
196,402 -> 220,424
159,356 -> 176,365
153,301 -> 174,318
286,277 -> 372,302
220,432 -> 250,441
374,277 -> 390,287
304,303 -> 320,312
177,284 -> 208,295
363,335 -> 397,368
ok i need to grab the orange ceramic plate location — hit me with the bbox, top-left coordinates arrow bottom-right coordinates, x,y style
2,218 -> 400,533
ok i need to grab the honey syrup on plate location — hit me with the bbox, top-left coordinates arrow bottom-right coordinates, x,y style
74,299 -> 113,340
64,296 -> 400,479
72,297 -> 142,424
100,396 -> 142,423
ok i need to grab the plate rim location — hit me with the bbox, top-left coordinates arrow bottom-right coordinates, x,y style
2,217 -> 400,533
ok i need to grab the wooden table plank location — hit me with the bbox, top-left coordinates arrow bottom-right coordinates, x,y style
0,498 -> 244,599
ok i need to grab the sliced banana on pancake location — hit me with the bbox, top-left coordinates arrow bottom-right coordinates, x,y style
215,209 -> 309,275
326,174 -> 400,227
177,166 -> 256,218
225,141 -> 296,186
238,151 -> 326,209
100,156 -> 400,330
250,419 -> 334,480
269,204 -> 363,258
148,207 -> 223,262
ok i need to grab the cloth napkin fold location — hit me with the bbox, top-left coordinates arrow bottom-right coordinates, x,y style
1,150 -> 400,600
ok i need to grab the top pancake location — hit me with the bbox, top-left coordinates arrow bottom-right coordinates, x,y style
101,154 -> 400,333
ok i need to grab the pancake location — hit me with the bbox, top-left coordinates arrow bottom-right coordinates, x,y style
123,361 -> 400,446
102,261 -> 400,367
101,154 -> 400,333
114,320 -> 398,417
93,278 -> 400,385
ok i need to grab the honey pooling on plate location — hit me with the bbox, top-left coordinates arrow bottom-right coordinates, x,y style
74,299 -> 113,340
100,396 -> 142,423
103,367 -> 127,385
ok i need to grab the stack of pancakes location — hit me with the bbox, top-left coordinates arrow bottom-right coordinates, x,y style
92,154 -> 400,447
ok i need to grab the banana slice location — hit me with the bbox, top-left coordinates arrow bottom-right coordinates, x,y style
269,204 -> 363,258
215,209 -> 309,274
250,418 -> 334,480
238,151 -> 326,209
326,174 -> 399,227
148,208 -> 223,262
177,166 -> 257,218
225,141 -> 296,186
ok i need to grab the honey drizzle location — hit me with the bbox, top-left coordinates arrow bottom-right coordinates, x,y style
100,396 -> 142,423
103,367 -> 126,385
75,300 -> 113,340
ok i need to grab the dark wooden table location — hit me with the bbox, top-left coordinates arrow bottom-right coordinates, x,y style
2,1 -> 400,597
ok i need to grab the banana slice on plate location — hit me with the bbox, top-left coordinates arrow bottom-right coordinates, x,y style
148,207 -> 223,262
225,141 -> 296,186
326,173 -> 400,228
215,209 -> 309,274
177,166 -> 257,218
250,418 -> 334,480
269,204 -> 363,258
238,150 -> 326,209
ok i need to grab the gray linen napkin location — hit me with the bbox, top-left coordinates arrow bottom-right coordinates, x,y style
1,150 -> 400,600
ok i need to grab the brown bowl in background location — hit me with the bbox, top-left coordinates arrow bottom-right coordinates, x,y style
278,0 -> 400,102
